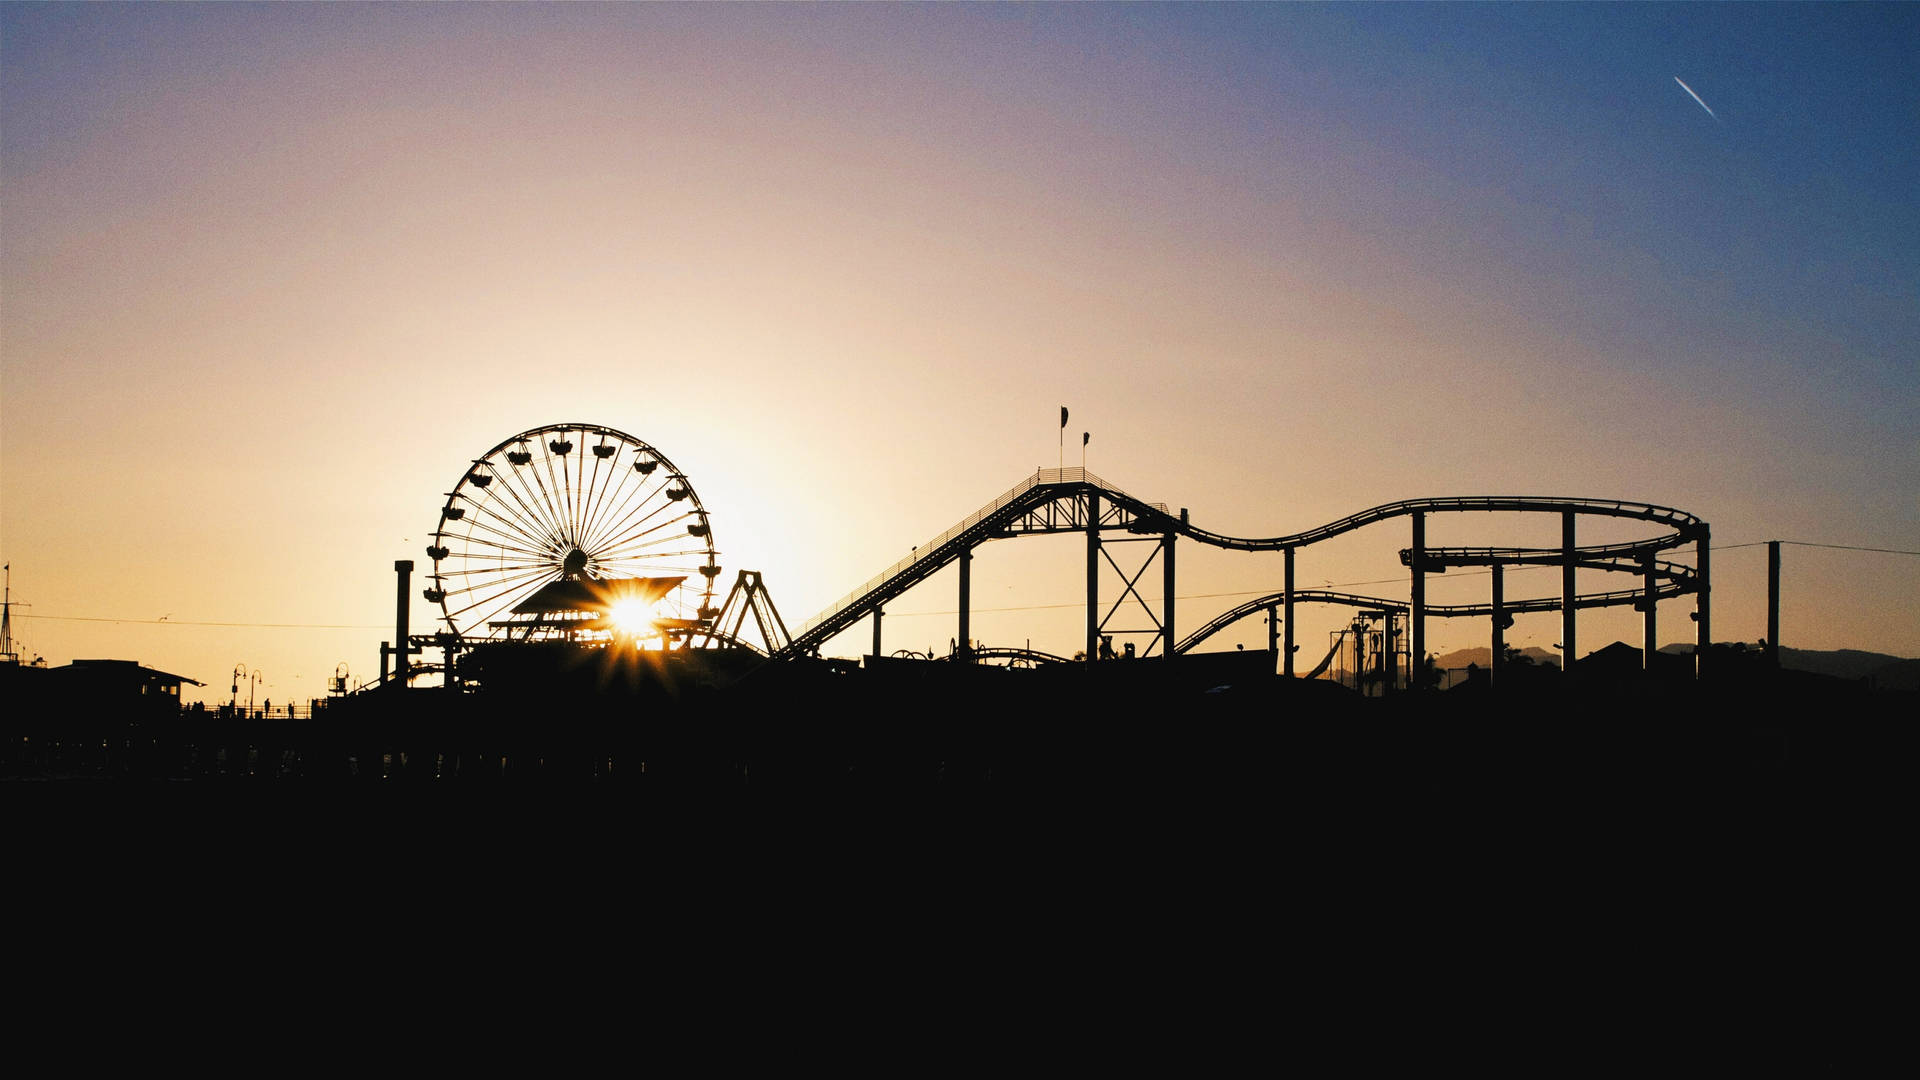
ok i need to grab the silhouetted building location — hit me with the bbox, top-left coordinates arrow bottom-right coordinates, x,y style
53,659 -> 203,706
1573,641 -> 1692,684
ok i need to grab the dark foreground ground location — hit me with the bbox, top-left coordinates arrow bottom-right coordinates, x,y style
6,656 -> 1905,1068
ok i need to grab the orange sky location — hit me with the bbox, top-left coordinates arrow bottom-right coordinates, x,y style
4,5 -> 1914,702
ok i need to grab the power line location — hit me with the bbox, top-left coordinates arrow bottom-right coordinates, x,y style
1779,540 -> 1920,556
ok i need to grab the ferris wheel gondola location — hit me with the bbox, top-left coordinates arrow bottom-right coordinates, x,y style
424,423 -> 720,641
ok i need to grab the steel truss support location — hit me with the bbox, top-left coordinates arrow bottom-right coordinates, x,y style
1642,553 -> 1657,672
702,569 -> 791,654
1767,539 -> 1780,669
958,547 -> 972,661
1695,525 -> 1711,679
1093,535 -> 1172,658
1086,490 -> 1100,662
1409,513 -> 1425,689
1491,564 -> 1507,685
1284,547 -> 1296,677
1163,529 -> 1176,662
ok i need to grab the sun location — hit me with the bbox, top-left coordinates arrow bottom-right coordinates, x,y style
607,599 -> 658,638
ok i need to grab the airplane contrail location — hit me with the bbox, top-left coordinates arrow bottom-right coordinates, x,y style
1674,76 -> 1718,122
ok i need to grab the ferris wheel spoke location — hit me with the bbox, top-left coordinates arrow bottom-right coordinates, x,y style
584,484 -> 682,556
593,508 -> 695,552
444,531 -> 553,563
599,544 -> 715,563
601,547 -> 711,568
467,497 -> 560,556
491,456 -> 569,546
521,449 -> 570,545
470,473 -> 564,549
594,532 -> 708,565
580,438 -> 613,543
442,566 -> 548,603
576,444 -> 629,555
443,563 -> 550,601
445,566 -> 558,626
555,434 -> 579,541
579,470 -> 671,556
437,557 -> 556,578
461,513 -> 563,560
537,439 -> 575,544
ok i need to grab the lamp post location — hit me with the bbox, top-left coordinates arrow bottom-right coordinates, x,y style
250,670 -> 263,717
231,663 -> 246,712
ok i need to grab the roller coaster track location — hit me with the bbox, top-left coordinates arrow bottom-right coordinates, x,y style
964,647 -> 1075,667
781,469 -> 1168,658
781,469 -> 1708,662
1174,581 -> 1694,655
1178,495 -> 1703,552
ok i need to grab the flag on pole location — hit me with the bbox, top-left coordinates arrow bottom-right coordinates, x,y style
1060,406 -> 1068,429
1082,431 -> 1089,446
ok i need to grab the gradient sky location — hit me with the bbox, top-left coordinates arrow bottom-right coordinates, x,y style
3,3 -> 1915,702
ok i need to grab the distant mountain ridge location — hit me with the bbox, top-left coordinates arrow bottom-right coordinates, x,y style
1432,646 -> 1559,671
1434,643 -> 1916,691
1664,644 -> 1918,691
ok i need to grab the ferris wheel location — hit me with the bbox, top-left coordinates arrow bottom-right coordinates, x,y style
424,423 -> 721,641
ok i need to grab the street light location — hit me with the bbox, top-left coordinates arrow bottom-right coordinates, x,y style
250,669 -> 263,717
231,663 -> 246,711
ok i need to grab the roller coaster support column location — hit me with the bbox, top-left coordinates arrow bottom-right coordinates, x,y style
1491,564 -> 1506,685
872,607 -> 883,660
1162,529 -> 1176,662
1767,539 -> 1780,669
1695,525 -> 1711,679
1409,513 -> 1426,689
1086,489 -> 1100,663
1284,548 -> 1296,677
958,547 -> 972,662
1561,511 -> 1577,674
1642,553 -> 1658,672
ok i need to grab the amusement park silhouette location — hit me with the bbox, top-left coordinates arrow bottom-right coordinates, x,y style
5,6 -> 1913,1056
4,418 -> 1909,795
